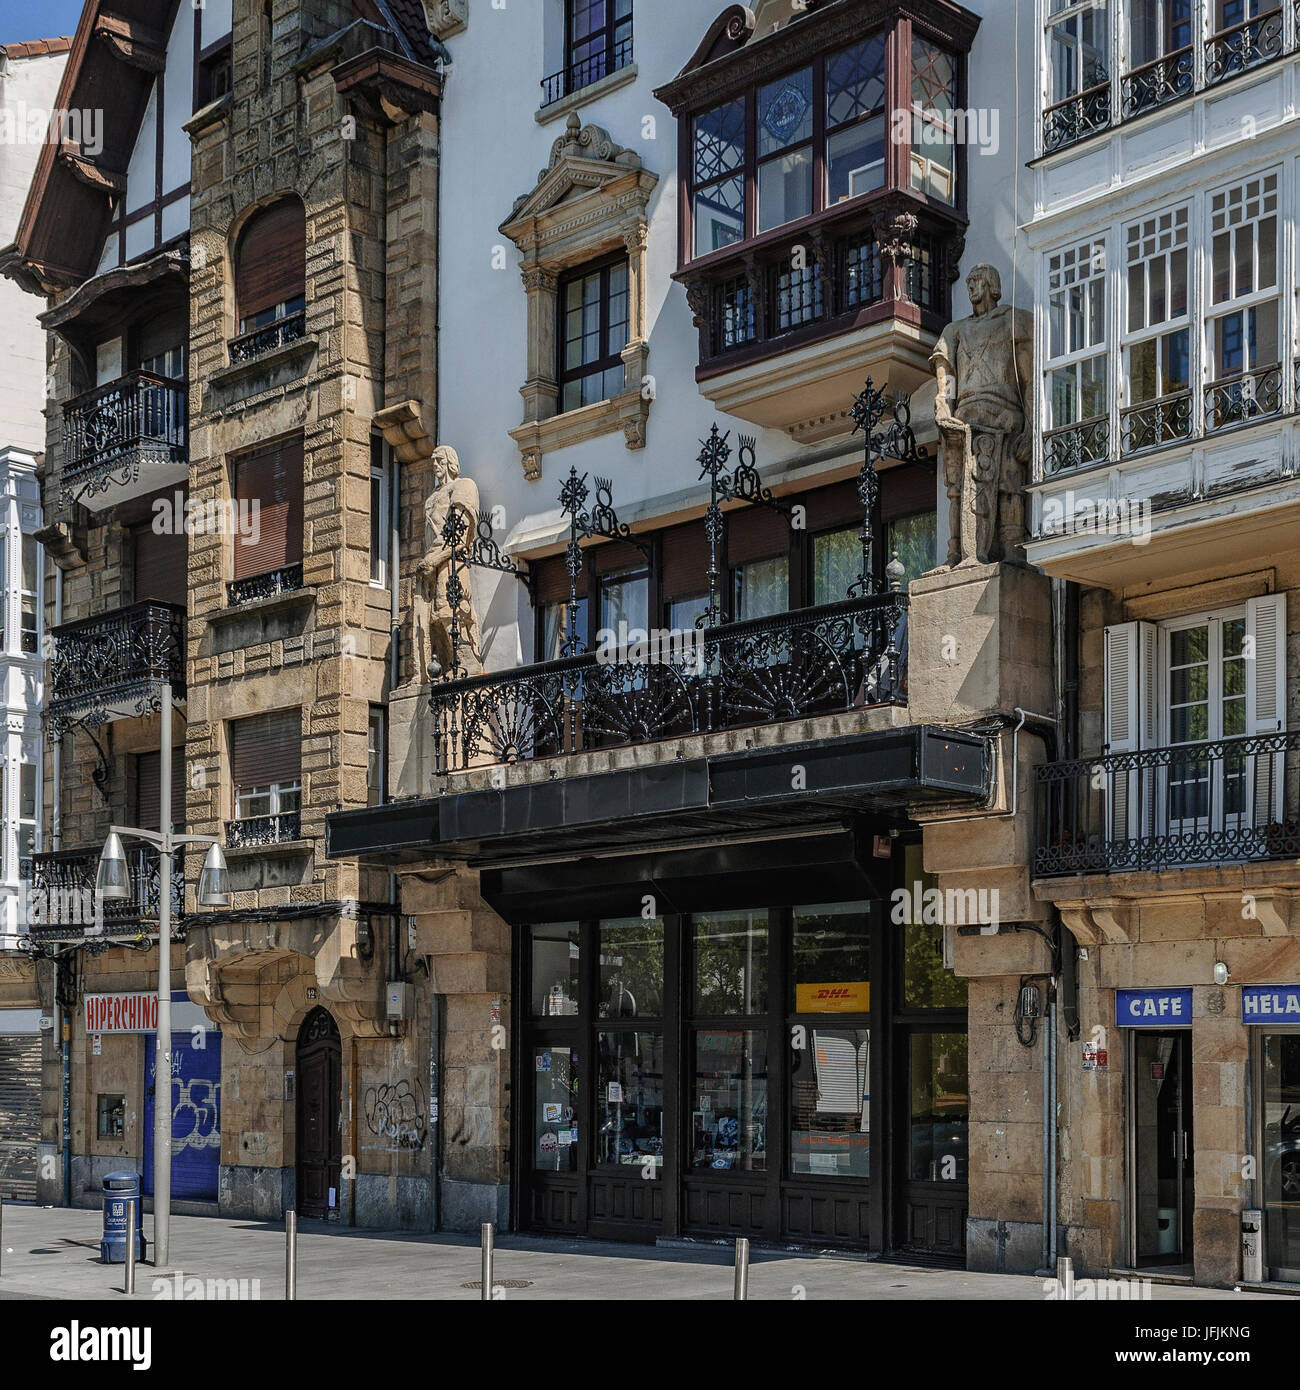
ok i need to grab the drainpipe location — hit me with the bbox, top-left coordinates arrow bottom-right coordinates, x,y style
349,1037 -> 358,1228
51,564 -> 62,849
1049,981 -> 1059,1268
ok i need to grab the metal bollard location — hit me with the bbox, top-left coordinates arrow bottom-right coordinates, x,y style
481,1222 -> 494,1302
124,1198 -> 136,1295
734,1237 -> 750,1301
285,1209 -> 297,1301
1056,1255 -> 1074,1301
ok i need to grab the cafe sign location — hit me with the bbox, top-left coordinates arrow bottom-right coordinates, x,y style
83,993 -> 158,1034
1115,987 -> 1192,1027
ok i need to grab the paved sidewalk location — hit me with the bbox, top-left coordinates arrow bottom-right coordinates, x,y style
0,1204 -> 1277,1301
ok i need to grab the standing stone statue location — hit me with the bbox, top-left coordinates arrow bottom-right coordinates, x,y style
931,264 -> 1034,566
414,445 -> 482,679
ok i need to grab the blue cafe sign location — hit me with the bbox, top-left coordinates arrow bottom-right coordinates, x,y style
1116,988 -> 1192,1027
1241,986 -> 1300,1024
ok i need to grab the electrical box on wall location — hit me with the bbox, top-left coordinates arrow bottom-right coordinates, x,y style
386,981 -> 412,1021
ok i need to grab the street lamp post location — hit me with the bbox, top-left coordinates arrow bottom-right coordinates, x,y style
95,681 -> 230,1270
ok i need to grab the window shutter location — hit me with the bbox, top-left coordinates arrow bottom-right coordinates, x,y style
136,750 -> 187,833
229,710 -> 301,794
802,481 -> 860,532
661,521 -> 709,599
535,554 -> 585,603
235,200 -> 306,322
1104,621 -> 1156,841
233,436 -> 303,579
133,524 -> 188,606
1247,592 -> 1287,825
592,539 -> 646,575
726,505 -> 790,567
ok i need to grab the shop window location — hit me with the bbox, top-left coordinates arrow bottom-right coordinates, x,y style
692,911 -> 768,1014
233,199 -> 306,336
534,1044 -> 580,1172
530,923 -> 581,1016
1260,1031 -> 1300,1277
900,843 -> 967,1010
596,1029 -> 665,1170
97,1094 -> 126,1140
691,1030 -> 767,1172
597,917 -> 664,1018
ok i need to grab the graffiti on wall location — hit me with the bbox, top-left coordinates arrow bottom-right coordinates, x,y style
171,1078 -> 220,1153
364,1078 -> 428,1151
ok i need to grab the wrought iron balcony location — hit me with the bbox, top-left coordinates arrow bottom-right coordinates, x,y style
1042,80 -> 1111,154
226,811 -> 302,848
1043,416 -> 1109,475
1120,391 -> 1193,456
1034,730 -> 1300,877
1120,48 -> 1194,118
48,601 -> 186,732
226,562 -> 305,607
61,371 -> 187,510
227,309 -> 308,364
1206,7 -> 1283,86
541,26 -> 633,106
680,199 -> 959,373
431,593 -> 907,774
1204,365 -> 1283,431
26,845 -> 185,943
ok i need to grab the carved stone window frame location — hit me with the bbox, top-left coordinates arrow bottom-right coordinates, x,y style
500,113 -> 659,481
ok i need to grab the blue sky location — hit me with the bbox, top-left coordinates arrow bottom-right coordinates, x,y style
0,0 -> 84,46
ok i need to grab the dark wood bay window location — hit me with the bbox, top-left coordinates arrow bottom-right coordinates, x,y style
231,199 -> 306,360
543,0 -> 634,106
229,435 -> 304,604
558,256 -> 630,412
228,710 -> 302,846
656,3 -> 974,373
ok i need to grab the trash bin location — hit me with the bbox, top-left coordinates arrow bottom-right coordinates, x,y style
1156,1206 -> 1177,1255
100,1171 -> 145,1264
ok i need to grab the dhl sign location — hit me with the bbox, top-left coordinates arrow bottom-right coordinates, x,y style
795,981 -> 870,1013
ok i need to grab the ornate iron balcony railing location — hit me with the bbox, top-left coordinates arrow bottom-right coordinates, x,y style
431,592 -> 908,774
1204,365 -> 1283,431
61,371 -> 186,506
26,845 -> 185,942
541,26 -> 633,106
226,811 -> 302,848
227,309 -> 308,364
1206,7 -> 1284,85
226,562 -> 305,607
1120,391 -> 1193,456
1121,47 -> 1194,118
681,200 -> 959,371
1042,79 -> 1111,154
1034,730 -> 1300,877
1043,415 -> 1110,475
48,601 -> 186,731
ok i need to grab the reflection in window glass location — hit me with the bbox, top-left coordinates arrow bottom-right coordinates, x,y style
534,1046 -> 579,1172
530,923 -> 580,1016
542,598 -> 587,660
827,116 -> 884,203
908,1032 -> 969,1182
813,527 -> 860,606
793,903 -> 871,1010
791,1027 -> 870,1177
693,99 -> 746,255
887,512 -> 937,590
598,918 -> 665,1017
691,1030 -> 767,1171
599,568 -> 649,638
1261,1032 -> 1300,1274
758,149 -> 813,232
597,1031 -> 665,1169
901,843 -> 968,1009
732,555 -> 788,621
692,911 -> 768,1014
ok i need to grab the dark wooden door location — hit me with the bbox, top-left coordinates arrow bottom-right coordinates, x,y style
296,1008 -> 341,1219
894,1026 -> 969,1258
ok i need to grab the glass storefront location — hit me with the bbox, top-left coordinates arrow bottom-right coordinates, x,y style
517,885 -> 967,1251
1259,1031 -> 1300,1280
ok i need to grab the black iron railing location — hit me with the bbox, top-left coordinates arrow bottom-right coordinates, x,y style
62,372 -> 186,505
541,27 -> 633,106
227,309 -> 308,364
683,202 -> 958,369
48,601 -> 186,728
1206,6 -> 1284,85
1121,47 -> 1194,117
1043,416 -> 1110,475
431,593 -> 907,774
226,562 -> 305,607
26,845 -> 185,942
1042,80 -> 1111,153
1120,391 -> 1193,455
226,811 -> 302,847
1205,366 -> 1283,430
1034,731 -> 1300,877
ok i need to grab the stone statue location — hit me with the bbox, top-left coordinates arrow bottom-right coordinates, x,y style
931,264 -> 1034,566
414,445 -> 482,679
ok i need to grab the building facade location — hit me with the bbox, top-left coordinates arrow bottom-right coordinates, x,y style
1027,0 -> 1300,1286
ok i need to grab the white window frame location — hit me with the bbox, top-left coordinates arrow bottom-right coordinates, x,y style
234,780 -> 301,821
1205,168 -> 1281,387
1044,0 -> 1113,106
369,437 -> 391,590
1044,236 -> 1111,463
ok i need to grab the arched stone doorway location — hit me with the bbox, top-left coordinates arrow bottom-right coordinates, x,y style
295,1007 -> 341,1219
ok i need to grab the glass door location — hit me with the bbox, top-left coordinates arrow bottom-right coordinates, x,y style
1259,1031 -> 1300,1281
1131,1030 -> 1194,1267
895,1029 -> 969,1256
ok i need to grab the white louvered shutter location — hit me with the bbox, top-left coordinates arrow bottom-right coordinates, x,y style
1104,621 -> 1156,844
1246,593 -> 1287,827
